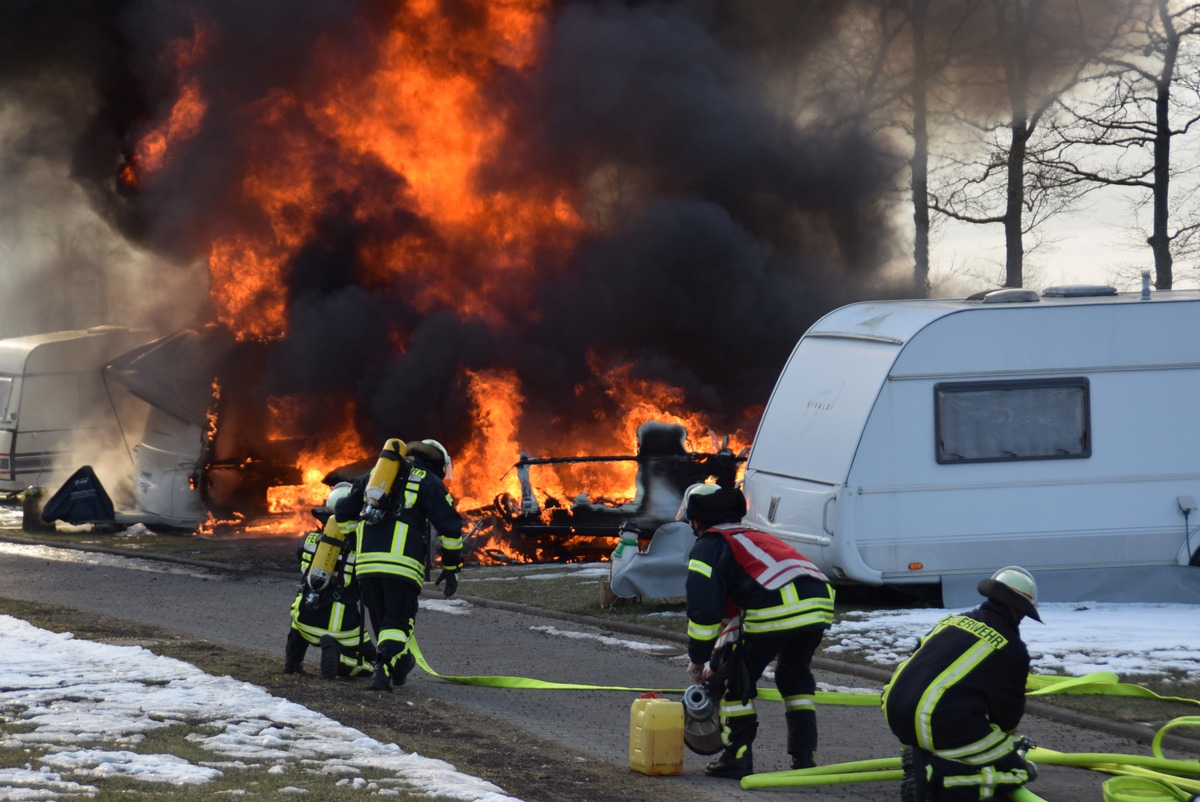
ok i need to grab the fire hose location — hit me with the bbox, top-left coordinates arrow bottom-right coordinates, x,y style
402,635 -> 1200,798
739,742 -> 1200,801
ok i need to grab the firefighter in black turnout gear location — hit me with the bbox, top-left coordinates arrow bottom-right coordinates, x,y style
882,566 -> 1043,801
681,483 -> 836,780
350,439 -> 464,692
283,483 -> 376,678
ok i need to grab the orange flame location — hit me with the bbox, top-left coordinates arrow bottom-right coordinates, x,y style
456,369 -> 525,511
119,24 -> 210,187
126,3 -> 755,555
205,0 -> 578,341
264,398 -> 365,532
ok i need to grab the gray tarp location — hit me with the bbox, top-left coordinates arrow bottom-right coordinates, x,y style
609,521 -> 693,599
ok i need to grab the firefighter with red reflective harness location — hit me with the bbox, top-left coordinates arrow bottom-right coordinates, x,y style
681,483 -> 836,779
882,566 -> 1042,801
351,438 -> 464,692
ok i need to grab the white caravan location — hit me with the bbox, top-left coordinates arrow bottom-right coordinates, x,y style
742,285 -> 1200,605
0,327 -> 145,497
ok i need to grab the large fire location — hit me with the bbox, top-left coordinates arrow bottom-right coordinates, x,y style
119,2 -> 755,557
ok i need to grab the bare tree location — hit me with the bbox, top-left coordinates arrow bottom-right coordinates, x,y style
927,0 -> 1130,288
806,0 -> 988,297
1047,0 -> 1200,289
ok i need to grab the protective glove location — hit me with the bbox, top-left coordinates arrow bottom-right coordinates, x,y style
687,662 -> 706,684
435,569 -> 459,598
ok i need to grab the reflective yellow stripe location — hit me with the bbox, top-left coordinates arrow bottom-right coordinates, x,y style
720,699 -> 756,718
688,559 -> 713,578
356,517 -> 424,583
377,627 -> 410,650
915,640 -> 996,751
688,620 -> 722,641
936,725 -> 1015,765
783,694 -> 815,712
941,763 -> 1029,791
403,468 -> 424,509
945,615 -> 1008,650
289,597 -> 358,643
742,584 -> 835,633
355,556 -> 425,584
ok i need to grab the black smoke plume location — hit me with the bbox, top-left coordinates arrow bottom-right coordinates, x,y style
0,0 -> 903,471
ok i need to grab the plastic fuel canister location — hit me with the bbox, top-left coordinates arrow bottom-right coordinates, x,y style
628,693 -> 684,776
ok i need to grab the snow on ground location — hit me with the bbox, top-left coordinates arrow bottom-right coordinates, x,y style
0,615 -> 521,801
0,553 -> 1197,798
828,603 -> 1200,678
518,564 -> 1200,680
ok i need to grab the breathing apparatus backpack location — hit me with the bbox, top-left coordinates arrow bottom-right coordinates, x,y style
303,438 -> 408,600
305,513 -> 350,598
360,438 -> 409,524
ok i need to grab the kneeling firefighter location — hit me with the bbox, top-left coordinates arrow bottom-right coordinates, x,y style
882,566 -> 1043,801
351,438 -> 464,692
681,483 -> 836,780
283,482 -> 376,678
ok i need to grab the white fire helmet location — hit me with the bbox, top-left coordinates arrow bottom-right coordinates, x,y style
422,439 -> 453,483
978,565 -> 1042,623
324,482 -> 353,512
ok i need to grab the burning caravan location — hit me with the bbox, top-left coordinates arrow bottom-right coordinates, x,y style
742,285 -> 1200,606
0,326 -> 146,498
43,325 -> 301,531
100,326 -> 302,529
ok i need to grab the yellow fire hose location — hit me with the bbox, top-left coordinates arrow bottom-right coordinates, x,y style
407,637 -> 1200,800
740,740 -> 1200,799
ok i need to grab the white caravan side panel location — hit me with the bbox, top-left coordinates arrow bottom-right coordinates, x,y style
844,299 -> 1200,582
742,334 -> 901,580
0,328 -> 144,495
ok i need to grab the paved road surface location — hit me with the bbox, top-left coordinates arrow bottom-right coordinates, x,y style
0,540 -> 1162,801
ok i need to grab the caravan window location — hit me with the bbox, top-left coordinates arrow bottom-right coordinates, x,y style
935,378 -> 1090,463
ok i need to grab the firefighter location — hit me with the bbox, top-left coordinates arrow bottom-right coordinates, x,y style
882,566 -> 1042,801
283,483 -> 376,678
352,438 -> 463,692
681,483 -> 836,780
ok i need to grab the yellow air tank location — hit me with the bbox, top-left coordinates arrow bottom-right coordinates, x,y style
306,514 -> 346,593
361,438 -> 408,521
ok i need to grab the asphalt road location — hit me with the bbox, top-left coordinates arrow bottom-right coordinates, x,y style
0,539 -> 1167,802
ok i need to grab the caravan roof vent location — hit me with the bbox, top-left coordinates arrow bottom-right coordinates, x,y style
967,288 -> 1040,304
1041,284 -> 1118,298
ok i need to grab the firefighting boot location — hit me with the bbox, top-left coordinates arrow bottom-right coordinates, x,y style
370,661 -> 392,692
786,707 -> 818,770
283,630 -> 308,674
704,743 -> 753,779
319,635 -> 341,680
392,649 -> 416,687
705,716 -> 757,779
